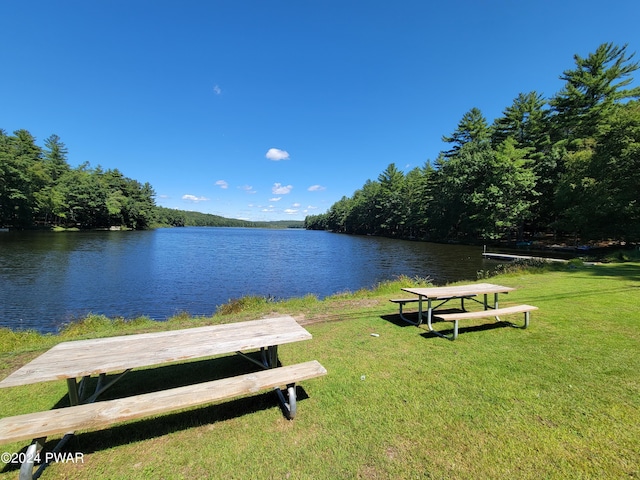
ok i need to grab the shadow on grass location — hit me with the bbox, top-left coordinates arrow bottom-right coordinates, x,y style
378,313 -> 418,327
523,283 -> 640,305
579,262 -> 640,282
380,312 -> 518,340
1,354 -> 311,474
418,321 -> 515,340
380,308 -> 466,327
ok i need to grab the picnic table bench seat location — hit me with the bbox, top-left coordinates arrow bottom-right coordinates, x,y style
0,316 -> 326,480
433,304 -> 538,340
0,360 -> 327,445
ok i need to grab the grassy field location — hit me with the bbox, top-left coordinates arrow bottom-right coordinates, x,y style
0,261 -> 638,479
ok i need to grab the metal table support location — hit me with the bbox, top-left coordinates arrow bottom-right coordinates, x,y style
20,370 -> 131,480
237,345 -> 297,419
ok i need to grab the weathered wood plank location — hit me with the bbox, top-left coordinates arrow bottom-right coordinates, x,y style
0,316 -> 310,388
434,304 -> 538,321
0,360 -> 327,444
389,298 -> 421,304
402,283 -> 515,299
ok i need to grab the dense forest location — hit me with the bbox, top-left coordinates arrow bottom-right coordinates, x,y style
0,130 -> 157,229
305,43 -> 640,244
0,130 -> 304,230
156,207 -> 304,229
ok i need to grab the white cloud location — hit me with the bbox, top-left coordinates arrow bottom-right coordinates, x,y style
182,194 -> 209,203
292,202 -> 301,207
272,183 -> 293,195
265,148 -> 290,161
213,84 -> 222,95
215,180 -> 228,189
307,184 -> 326,192
239,185 -> 256,194
269,197 -> 282,202
284,208 -> 299,215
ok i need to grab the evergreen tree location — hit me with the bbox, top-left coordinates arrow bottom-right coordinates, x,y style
1,130 -> 44,226
442,107 -> 491,158
555,101 -> 640,241
43,134 -> 70,181
376,163 -> 405,236
550,42 -> 640,143
492,92 -> 558,232
492,92 -> 549,147
345,180 -> 382,235
402,163 -> 433,239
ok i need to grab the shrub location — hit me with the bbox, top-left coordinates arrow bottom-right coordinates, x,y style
215,295 -> 276,315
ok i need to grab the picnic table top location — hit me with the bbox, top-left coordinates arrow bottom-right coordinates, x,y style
0,316 -> 310,388
401,282 -> 515,299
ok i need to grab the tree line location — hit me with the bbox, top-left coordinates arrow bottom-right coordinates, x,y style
305,43 -> 640,244
0,130 -> 156,229
156,206 -> 304,229
0,130 -> 306,230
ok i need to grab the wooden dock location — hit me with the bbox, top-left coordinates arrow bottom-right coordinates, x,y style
482,252 -> 568,263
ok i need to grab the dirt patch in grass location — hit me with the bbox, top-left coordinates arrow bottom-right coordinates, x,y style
296,298 -> 385,326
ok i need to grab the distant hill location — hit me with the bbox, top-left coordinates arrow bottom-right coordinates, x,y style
155,207 -> 304,229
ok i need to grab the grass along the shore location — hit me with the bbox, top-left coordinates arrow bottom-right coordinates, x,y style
0,262 -> 638,479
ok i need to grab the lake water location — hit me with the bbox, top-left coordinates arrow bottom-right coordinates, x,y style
0,228 -> 490,333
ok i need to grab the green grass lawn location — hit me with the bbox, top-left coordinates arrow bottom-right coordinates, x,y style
1,262 -> 639,479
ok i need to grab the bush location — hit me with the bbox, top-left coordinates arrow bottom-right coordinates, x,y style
477,258 -> 552,279
602,248 -> 640,263
215,295 -> 276,315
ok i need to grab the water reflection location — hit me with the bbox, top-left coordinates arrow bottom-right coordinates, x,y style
0,228 -> 487,332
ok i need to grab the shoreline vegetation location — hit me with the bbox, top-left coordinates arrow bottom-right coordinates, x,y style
4,44 -> 640,248
0,129 -> 305,232
305,43 -> 640,246
1,261 -> 638,478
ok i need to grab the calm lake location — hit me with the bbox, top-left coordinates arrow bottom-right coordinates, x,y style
0,228 -> 491,333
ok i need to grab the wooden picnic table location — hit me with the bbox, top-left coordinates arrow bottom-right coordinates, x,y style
0,316 -> 311,389
399,283 -> 517,338
0,316 -> 326,479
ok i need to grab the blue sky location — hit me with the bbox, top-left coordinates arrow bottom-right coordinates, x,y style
2,1 -> 639,221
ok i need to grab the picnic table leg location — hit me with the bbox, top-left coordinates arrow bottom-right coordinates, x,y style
398,301 -> 420,325
275,383 -> 297,420
493,293 -> 502,321
506,311 -> 531,329
260,345 -> 279,368
425,298 -> 453,340
238,346 -> 279,369
263,346 -> 296,417
417,296 -> 432,327
18,438 -> 44,480
84,370 -> 131,404
395,299 -> 422,326
66,378 -> 80,406
257,346 -> 297,419
22,373 -> 132,480
239,345 -> 298,419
